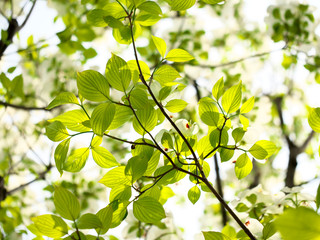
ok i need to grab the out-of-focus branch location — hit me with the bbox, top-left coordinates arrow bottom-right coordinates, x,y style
0,100 -> 51,111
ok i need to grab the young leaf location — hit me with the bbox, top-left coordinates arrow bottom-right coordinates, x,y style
153,65 -> 181,85
99,166 -> 131,188
165,49 -> 194,62
132,105 -> 158,135
110,201 -> 128,228
125,156 -> 149,183
47,92 -> 79,110
92,146 -> 119,168
275,207 -> 320,240
232,127 -> 245,143
77,213 -> 102,229
129,88 -> 149,109
138,1 -> 162,15
91,102 -> 116,136
54,138 -> 70,175
221,81 -> 242,114
240,115 -> 249,130
188,185 -> 201,204
63,148 -> 89,172
212,77 -> 224,101
171,0 -> 196,11
108,104 -> 133,130
105,54 -> 131,92
133,197 -> 166,223
141,184 -> 161,200
240,96 -> 255,114
235,153 -> 252,179
96,206 -> 113,234
219,147 -> 234,162
249,140 -> 277,160
308,107 -> 320,133
165,99 -> 188,113
49,109 -> 90,132
77,70 -> 110,102
152,35 -> 167,58
46,121 -> 69,142
109,185 -> 132,202
32,214 -> 68,238
202,231 -> 232,240
127,60 -> 151,82
54,187 -> 80,221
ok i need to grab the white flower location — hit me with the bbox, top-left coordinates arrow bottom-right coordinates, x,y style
174,119 -> 199,137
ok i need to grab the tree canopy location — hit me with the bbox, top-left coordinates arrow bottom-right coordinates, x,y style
0,0 -> 320,239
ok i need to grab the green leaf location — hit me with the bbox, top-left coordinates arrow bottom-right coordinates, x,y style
54,138 -> 70,175
110,201 -> 128,228
105,54 -> 131,92
138,1 -> 162,15
202,0 -> 225,4
198,135 -> 216,159
109,104 -> 133,130
165,99 -> 188,113
99,166 -> 131,188
153,65 -> 181,85
91,102 -> 116,136
133,197 -> 166,223
132,105 -> 158,135
92,146 -> 119,168
275,207 -> 320,240
240,96 -> 255,114
49,109 -> 90,132
47,92 -> 79,110
96,206 -> 113,234
219,147 -> 234,162
32,215 -> 68,238
77,213 -> 102,229
136,13 -> 161,26
235,153 -> 252,179
152,36 -> 167,58
221,81 -> 242,114
141,184 -> 161,200
77,70 -> 110,102
212,77 -> 224,101
199,98 -> 223,127
165,49 -> 194,62
128,0 -> 146,7
125,156 -> 149,183
239,115 -> 249,130
54,187 -> 80,221
221,225 -> 237,239
232,127 -> 245,143
171,0 -> 196,11
103,16 -> 124,28
144,150 -> 161,176
202,231 -> 232,240
129,88 -> 149,109
308,108 -> 320,133
161,132 -> 174,149
109,185 -> 132,202
87,9 -> 108,27
316,183 -> 320,209
46,121 -> 69,142
63,148 -> 89,172
249,140 -> 277,160
188,185 -> 201,204
127,60 -> 150,82
263,222 -> 276,240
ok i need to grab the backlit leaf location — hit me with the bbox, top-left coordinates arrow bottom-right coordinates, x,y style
32,215 -> 68,238
133,197 -> 166,223
165,99 -> 188,113
99,166 -> 131,188
249,140 -> 277,159
235,153 -> 252,179
54,138 -> 70,175
132,105 -> 158,135
166,49 -> 194,62
308,108 -> 320,133
202,231 -> 232,240
91,102 -> 116,136
96,206 -> 113,234
212,77 -> 224,101
152,35 -> 167,58
275,207 -> 320,240
49,109 -> 90,132
125,156 -> 149,183
77,70 -> 110,102
63,148 -> 89,172
240,96 -> 255,114
221,81 -> 242,114
92,146 -> 119,168
153,65 -> 181,85
77,213 -> 102,229
47,92 -> 79,110
188,185 -> 201,204
46,121 -> 69,142
54,187 -> 80,221
171,0 -> 196,11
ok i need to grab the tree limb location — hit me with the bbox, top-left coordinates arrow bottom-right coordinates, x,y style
0,100 -> 51,111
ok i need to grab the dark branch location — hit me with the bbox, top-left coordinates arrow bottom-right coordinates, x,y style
0,100 -> 51,111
